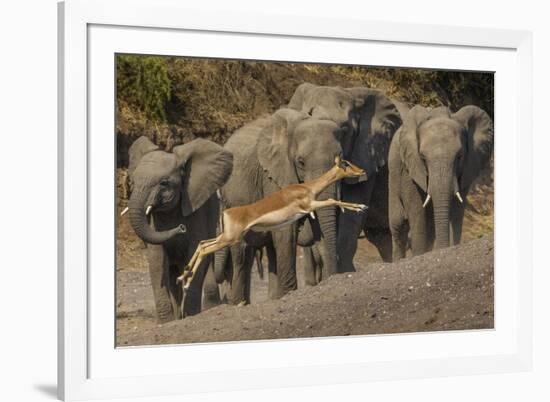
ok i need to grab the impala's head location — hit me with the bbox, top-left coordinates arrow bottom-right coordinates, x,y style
334,156 -> 367,181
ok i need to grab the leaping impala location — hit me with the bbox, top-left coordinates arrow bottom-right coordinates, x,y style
177,156 -> 368,289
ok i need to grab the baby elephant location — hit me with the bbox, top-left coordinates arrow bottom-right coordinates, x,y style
388,105 -> 493,260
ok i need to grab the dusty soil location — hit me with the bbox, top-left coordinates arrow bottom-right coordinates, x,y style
116,232 -> 493,346
116,166 -> 494,346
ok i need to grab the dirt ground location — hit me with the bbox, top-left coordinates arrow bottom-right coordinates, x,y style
116,218 -> 494,346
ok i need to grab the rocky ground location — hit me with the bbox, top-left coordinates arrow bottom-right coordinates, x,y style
116,232 -> 493,346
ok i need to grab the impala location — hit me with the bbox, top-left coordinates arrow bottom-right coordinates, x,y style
177,156 -> 368,289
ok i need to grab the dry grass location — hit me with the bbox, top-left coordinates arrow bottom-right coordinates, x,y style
116,58 -> 493,166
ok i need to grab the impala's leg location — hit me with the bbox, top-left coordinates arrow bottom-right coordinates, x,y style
180,236 -> 235,289
183,236 -> 220,276
310,199 -> 368,213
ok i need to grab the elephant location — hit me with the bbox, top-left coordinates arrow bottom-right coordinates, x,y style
287,84 -> 404,280
126,136 -> 233,322
214,108 -> 346,304
388,105 -> 494,259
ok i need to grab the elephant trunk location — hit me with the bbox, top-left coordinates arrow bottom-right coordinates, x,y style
214,247 -> 229,284
315,185 -> 338,277
128,189 -> 185,245
428,162 -> 454,250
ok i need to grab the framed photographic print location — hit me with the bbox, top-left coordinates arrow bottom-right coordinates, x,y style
58,0 -> 533,400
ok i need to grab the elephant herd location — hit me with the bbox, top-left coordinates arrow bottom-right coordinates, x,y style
124,83 -> 494,323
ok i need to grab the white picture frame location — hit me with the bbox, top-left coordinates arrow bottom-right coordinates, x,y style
58,0 -> 533,400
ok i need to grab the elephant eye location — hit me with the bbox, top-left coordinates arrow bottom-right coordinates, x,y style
160,179 -> 170,186
296,157 -> 305,167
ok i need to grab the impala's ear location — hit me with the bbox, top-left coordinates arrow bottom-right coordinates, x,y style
452,105 -> 494,192
173,139 -> 233,216
257,110 -> 303,188
128,136 -> 159,177
399,105 -> 429,192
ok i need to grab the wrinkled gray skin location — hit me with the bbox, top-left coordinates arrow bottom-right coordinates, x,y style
288,84 -> 403,280
388,105 -> 493,259
127,137 -> 233,322
215,109 -> 344,304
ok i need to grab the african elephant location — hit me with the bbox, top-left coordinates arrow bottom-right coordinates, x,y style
126,136 -> 233,322
288,84 -> 403,279
388,105 -> 494,259
214,108 -> 345,304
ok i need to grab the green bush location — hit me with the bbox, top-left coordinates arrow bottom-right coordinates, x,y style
116,55 -> 171,123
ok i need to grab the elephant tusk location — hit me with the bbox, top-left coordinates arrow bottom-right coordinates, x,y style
309,212 -> 316,219
120,207 -> 129,217
455,192 -> 464,204
145,205 -> 153,216
422,194 -> 431,208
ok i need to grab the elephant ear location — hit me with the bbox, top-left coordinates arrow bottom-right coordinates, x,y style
173,139 -> 234,217
399,105 -> 430,192
128,136 -> 159,177
345,88 -> 403,178
287,82 -> 317,110
452,105 -> 494,192
257,109 -> 304,188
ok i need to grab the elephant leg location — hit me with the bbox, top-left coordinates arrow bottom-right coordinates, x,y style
302,247 -> 318,286
146,245 -> 178,323
408,208 -> 431,256
337,211 -> 364,272
313,246 -> 323,283
227,243 -> 252,305
450,200 -> 466,245
365,227 -> 393,263
389,217 -> 408,262
243,248 -> 254,304
270,225 -> 297,299
181,255 -> 210,317
266,243 -> 278,299
202,262 -> 221,311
